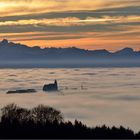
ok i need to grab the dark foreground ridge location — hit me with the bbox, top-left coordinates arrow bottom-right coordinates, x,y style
0,104 -> 140,139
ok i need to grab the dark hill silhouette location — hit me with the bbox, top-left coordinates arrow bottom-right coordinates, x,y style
114,47 -> 138,58
0,39 -> 140,68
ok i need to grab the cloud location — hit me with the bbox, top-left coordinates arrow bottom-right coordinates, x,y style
0,15 -> 139,26
0,0 -> 139,50
0,0 -> 139,17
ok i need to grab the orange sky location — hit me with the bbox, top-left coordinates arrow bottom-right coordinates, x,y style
0,0 -> 140,51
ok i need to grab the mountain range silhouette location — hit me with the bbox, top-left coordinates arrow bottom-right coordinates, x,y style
0,39 -> 140,68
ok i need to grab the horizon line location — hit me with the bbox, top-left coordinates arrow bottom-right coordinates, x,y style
0,38 -> 139,53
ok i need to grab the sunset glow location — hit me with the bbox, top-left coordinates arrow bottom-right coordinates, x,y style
0,0 -> 140,50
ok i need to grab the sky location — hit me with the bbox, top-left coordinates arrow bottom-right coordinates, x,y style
0,0 -> 140,51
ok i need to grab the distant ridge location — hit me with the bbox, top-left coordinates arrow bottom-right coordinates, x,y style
0,39 -> 140,68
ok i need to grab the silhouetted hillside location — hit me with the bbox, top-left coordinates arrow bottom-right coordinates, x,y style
0,104 -> 140,139
0,39 -> 140,68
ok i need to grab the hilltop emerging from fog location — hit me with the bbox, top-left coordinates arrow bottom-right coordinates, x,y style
0,39 -> 140,68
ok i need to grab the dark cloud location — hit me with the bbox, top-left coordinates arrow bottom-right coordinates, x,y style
0,24 -> 123,33
11,35 -> 86,42
0,4 -> 139,35
0,6 -> 139,22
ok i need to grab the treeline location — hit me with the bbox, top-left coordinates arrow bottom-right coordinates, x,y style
0,104 -> 140,139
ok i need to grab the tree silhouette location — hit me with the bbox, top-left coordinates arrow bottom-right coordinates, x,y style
0,104 -> 138,139
1,103 -> 30,124
1,104 -> 63,124
31,104 -> 64,124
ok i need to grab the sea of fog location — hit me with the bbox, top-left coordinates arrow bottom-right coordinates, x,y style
0,68 -> 140,131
